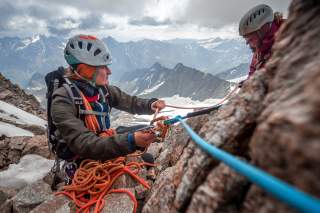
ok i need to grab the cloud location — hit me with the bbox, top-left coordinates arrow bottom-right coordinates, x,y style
176,0 -> 291,28
28,0 -> 148,18
0,0 -> 291,40
47,18 -> 80,36
129,16 -> 172,26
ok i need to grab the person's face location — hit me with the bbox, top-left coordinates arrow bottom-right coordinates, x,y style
95,66 -> 112,86
244,32 -> 261,52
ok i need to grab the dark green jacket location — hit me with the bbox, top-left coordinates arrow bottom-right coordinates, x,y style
51,84 -> 157,161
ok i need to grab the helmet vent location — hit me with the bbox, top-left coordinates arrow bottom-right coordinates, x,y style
87,43 -> 92,51
78,41 -> 83,49
94,49 -> 101,56
70,43 -> 75,49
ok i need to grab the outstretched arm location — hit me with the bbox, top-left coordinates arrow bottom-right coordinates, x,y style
107,85 -> 158,115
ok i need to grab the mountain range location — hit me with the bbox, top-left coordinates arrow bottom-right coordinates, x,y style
216,63 -> 249,81
0,35 -> 250,105
0,35 -> 250,86
117,62 -> 233,101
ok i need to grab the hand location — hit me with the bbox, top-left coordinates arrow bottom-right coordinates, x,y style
151,100 -> 166,112
134,131 -> 156,148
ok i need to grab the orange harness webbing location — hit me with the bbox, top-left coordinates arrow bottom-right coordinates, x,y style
79,91 -> 115,137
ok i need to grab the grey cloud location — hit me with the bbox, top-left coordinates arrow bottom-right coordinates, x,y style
178,0 -> 291,28
129,16 -> 172,26
34,0 -> 148,18
47,15 -> 117,37
0,0 -> 292,38
0,0 -> 148,37
47,18 -> 78,36
0,0 -> 124,37
48,26 -> 73,36
0,2 -> 21,30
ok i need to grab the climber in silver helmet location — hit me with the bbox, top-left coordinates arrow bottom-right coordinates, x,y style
239,4 -> 285,83
49,35 -> 166,166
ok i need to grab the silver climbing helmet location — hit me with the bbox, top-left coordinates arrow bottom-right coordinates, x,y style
64,35 -> 112,66
239,4 -> 274,36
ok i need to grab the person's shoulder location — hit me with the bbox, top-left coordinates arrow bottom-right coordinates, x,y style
106,84 -> 119,90
106,84 -> 122,94
52,86 -> 69,98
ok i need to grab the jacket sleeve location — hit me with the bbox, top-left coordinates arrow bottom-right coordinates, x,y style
107,85 -> 158,115
51,87 -> 136,161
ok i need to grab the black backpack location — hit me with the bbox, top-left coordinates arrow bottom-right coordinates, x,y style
45,67 -> 90,160
45,67 -> 66,154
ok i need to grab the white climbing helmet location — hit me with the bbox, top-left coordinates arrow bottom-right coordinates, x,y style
239,4 -> 274,36
64,35 -> 112,66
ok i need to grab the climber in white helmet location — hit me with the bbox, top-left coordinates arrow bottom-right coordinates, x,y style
239,4 -> 285,81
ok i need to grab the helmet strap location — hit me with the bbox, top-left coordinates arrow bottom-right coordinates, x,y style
91,68 -> 98,87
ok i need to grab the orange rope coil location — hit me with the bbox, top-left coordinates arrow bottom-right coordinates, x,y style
55,157 -> 154,213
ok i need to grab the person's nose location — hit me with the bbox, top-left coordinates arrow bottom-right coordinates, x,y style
106,66 -> 112,75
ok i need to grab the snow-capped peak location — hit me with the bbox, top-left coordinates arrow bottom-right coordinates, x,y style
16,35 -> 40,50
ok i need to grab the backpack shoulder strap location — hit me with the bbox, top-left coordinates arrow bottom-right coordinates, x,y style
62,77 -> 84,117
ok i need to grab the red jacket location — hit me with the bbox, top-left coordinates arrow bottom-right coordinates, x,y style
249,19 -> 284,77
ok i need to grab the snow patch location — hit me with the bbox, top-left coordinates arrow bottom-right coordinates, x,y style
0,100 -> 46,127
0,121 -> 34,137
0,154 -> 54,189
16,35 -> 40,50
197,37 -> 227,49
228,75 -> 248,83
134,95 -> 223,124
139,81 -> 165,95
26,86 -> 44,91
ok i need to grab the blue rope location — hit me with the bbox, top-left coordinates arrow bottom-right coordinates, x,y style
175,115 -> 320,213
164,115 -> 187,125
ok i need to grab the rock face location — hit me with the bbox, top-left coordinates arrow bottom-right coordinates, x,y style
0,135 -> 50,170
142,1 -> 320,212
0,73 -> 45,118
241,1 -> 320,212
11,181 -> 52,213
0,71 -> 48,170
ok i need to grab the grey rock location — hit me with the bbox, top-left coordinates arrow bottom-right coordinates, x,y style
11,181 -> 51,213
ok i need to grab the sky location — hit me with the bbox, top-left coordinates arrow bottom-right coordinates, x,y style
0,0 -> 291,41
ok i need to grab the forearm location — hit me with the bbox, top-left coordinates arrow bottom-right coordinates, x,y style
108,85 -> 157,115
